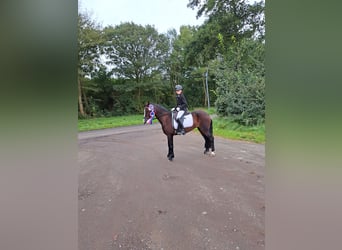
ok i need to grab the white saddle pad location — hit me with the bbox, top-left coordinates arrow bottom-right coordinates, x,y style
173,113 -> 193,129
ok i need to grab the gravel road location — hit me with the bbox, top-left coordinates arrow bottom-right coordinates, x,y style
78,124 -> 265,250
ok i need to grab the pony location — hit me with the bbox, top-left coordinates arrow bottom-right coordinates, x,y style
144,103 -> 215,161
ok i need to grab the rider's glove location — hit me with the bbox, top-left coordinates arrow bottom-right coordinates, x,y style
171,108 -> 175,111
176,107 -> 180,111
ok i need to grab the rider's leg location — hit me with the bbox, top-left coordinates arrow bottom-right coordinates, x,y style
176,110 -> 185,134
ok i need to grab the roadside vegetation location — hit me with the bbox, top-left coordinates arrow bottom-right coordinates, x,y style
78,111 -> 265,144
212,117 -> 265,143
78,0 -> 265,143
78,115 -> 143,131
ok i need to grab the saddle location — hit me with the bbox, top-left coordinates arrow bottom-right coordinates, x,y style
172,110 -> 193,130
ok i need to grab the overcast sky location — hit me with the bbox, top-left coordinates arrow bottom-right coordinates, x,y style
79,0 -> 208,34
79,0 -> 261,33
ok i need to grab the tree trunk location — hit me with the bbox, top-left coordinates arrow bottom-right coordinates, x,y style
82,87 -> 89,111
78,78 -> 85,117
203,75 -> 207,107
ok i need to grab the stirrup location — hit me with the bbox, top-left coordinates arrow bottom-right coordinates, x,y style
177,129 -> 185,135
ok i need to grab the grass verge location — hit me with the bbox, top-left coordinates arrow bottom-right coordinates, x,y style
78,115 -> 143,132
78,113 -> 265,144
212,117 -> 265,144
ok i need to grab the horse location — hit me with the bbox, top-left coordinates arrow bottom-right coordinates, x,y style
144,103 -> 215,161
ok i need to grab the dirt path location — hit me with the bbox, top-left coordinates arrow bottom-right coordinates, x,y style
78,124 -> 265,250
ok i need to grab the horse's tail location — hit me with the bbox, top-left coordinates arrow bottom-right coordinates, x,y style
210,119 -> 213,136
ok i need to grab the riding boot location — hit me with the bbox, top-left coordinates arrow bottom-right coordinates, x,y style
176,119 -> 185,135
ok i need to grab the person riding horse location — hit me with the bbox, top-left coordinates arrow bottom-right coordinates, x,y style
143,103 -> 215,160
172,84 -> 188,135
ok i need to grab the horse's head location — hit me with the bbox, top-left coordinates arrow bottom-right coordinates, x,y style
143,103 -> 155,125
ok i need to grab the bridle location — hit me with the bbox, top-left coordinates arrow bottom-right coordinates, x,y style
144,104 -> 155,124
147,104 -> 169,119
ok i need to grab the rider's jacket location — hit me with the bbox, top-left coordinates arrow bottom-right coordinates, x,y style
176,93 -> 188,111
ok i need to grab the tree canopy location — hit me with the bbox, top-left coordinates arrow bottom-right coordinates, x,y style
103,23 -> 169,82
78,0 -> 265,125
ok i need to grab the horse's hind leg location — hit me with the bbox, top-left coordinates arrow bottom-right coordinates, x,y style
198,119 -> 215,156
209,135 -> 215,156
209,120 -> 215,156
198,128 -> 210,154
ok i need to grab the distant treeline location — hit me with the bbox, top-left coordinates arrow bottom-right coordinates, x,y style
78,0 -> 265,125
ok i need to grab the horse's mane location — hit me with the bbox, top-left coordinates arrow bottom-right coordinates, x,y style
153,103 -> 170,113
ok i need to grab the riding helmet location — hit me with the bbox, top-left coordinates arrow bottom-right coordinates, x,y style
175,84 -> 183,91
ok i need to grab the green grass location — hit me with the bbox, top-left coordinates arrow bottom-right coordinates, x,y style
78,114 -> 144,132
78,112 -> 265,144
193,107 -> 216,115
193,108 -> 265,143
212,117 -> 265,143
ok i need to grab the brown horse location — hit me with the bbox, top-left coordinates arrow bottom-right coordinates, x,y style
144,103 -> 215,161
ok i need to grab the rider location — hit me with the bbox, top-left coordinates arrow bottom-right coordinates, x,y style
172,84 -> 188,135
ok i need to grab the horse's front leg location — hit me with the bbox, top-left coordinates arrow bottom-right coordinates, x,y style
167,135 -> 174,161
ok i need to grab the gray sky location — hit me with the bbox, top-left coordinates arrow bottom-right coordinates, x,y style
79,0 -> 207,33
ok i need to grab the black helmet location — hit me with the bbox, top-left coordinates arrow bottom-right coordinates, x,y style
175,84 -> 183,91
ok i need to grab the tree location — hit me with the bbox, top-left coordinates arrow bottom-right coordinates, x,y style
185,0 -> 265,124
103,22 -> 169,82
78,12 -> 103,117
186,0 -> 265,64
76,1 -> 265,120
163,26 -> 212,108
102,22 -> 171,111
85,66 -> 115,116
185,21 -> 220,66
214,38 -> 265,125
165,26 -> 196,84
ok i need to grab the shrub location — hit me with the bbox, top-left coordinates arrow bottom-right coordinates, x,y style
214,38 -> 265,126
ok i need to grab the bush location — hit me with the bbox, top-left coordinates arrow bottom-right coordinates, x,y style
214,39 -> 265,126
215,70 -> 265,125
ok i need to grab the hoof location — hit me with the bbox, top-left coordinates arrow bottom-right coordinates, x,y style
204,150 -> 215,157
